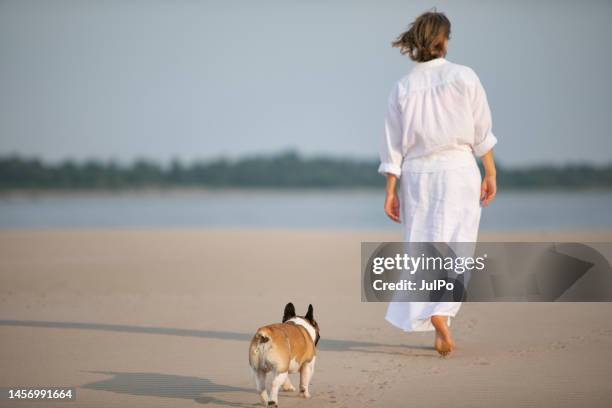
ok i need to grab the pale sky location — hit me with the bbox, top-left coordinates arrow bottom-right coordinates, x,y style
1,0 -> 611,166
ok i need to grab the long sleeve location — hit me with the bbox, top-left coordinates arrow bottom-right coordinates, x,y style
470,75 -> 498,157
378,83 -> 404,177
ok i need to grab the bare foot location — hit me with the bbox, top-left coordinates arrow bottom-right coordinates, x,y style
434,330 -> 455,357
431,315 -> 455,357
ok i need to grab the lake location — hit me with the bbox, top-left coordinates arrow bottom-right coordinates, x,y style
1,190 -> 611,231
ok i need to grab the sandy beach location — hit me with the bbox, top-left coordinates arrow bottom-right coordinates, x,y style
1,229 -> 612,408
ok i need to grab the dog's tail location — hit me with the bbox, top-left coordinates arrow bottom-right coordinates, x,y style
249,328 -> 271,371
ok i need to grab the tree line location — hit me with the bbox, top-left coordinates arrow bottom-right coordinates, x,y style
1,151 -> 611,190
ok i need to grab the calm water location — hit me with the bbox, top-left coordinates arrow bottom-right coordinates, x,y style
0,190 -> 611,231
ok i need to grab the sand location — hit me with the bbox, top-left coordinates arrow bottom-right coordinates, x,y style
1,229 -> 612,408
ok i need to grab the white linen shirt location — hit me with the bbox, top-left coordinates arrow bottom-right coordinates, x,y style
378,57 -> 497,177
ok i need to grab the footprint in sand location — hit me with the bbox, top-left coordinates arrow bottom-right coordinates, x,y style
472,357 -> 490,366
549,340 -> 567,350
427,366 -> 441,375
511,348 -> 535,357
325,390 -> 338,404
570,335 -> 585,341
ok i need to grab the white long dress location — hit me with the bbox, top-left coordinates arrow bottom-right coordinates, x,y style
378,57 -> 497,332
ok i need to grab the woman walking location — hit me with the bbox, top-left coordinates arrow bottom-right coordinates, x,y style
379,10 -> 498,356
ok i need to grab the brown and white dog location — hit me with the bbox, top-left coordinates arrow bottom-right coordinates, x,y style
249,303 -> 320,407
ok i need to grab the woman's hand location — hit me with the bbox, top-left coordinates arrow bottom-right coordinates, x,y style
384,191 -> 401,223
479,150 -> 497,207
480,174 -> 497,207
384,174 -> 401,223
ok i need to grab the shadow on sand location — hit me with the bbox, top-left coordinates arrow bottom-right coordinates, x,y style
1,319 -> 436,405
81,371 -> 255,406
0,319 -> 432,355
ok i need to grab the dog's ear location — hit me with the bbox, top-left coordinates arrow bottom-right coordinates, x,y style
283,302 -> 296,322
305,304 -> 314,321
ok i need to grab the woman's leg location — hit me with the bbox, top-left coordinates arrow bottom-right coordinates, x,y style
431,315 -> 455,356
